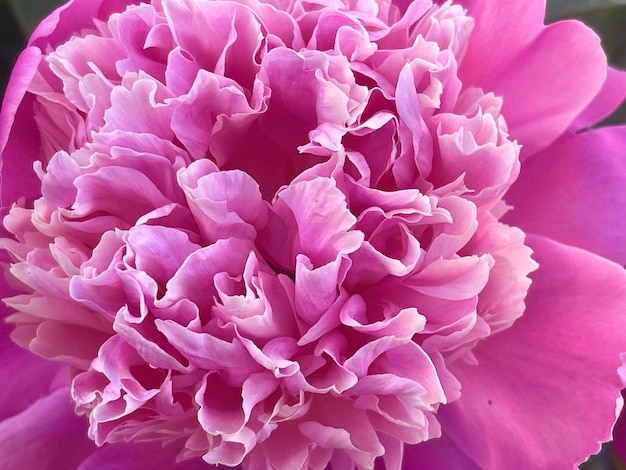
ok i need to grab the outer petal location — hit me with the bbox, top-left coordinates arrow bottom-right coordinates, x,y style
0,273 -> 68,422
402,430 -> 481,470
0,49 -> 42,217
503,126 -> 626,266
0,383 -> 210,469
572,67 -> 626,130
459,0 -> 607,156
77,440 -> 210,470
420,235 -> 626,469
0,387 -> 96,469
0,337 -> 67,422
27,0 -> 132,50
0,0 -> 134,218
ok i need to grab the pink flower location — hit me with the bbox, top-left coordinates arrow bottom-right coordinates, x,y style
1,0 -> 626,468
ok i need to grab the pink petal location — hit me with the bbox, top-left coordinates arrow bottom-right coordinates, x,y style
504,126 -> 626,265
260,177 -> 363,270
459,0 -> 607,156
420,235 -> 626,469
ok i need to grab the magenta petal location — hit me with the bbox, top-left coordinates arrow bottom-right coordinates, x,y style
0,334 -> 67,422
432,235 -> 626,469
0,48 -> 42,215
0,282 -> 68,421
504,126 -> 626,265
403,430 -> 481,470
573,67 -> 626,130
77,440 -> 209,470
0,387 -> 96,469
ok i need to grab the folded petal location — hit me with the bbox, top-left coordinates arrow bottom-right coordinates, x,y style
572,67 -> 626,130
0,49 -> 42,216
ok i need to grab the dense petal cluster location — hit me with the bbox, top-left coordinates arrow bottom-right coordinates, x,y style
0,0 -> 536,467
2,0 -> 626,469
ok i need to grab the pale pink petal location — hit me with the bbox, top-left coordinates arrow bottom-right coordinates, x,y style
259,177 -> 363,270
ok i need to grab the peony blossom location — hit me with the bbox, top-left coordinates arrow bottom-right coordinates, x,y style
1,0 -> 626,468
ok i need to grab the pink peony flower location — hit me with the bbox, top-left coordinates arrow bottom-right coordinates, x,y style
2,0 -> 626,468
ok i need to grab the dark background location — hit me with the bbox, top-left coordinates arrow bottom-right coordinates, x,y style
1,0 -> 626,469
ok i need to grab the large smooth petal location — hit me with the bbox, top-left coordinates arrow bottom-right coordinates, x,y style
504,126 -> 626,266
0,337 -> 67,422
431,235 -> 626,469
0,381 -> 208,469
77,439 -> 209,470
459,0 -> 607,156
402,430 -> 481,470
0,387 -> 96,469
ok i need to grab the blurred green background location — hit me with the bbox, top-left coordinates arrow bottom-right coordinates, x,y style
0,0 -> 625,469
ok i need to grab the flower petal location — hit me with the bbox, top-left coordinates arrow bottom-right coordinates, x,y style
432,235 -> 626,469
0,387 -> 96,469
572,67 -> 626,130
77,440 -> 210,470
504,126 -> 626,265
459,0 -> 607,156
403,430 -> 481,470
0,48 -> 42,215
